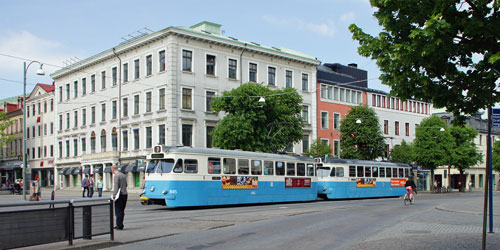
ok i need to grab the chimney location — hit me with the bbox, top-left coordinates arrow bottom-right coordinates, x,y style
348,63 -> 358,68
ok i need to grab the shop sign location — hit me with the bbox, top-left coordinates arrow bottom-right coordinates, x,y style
391,178 -> 407,187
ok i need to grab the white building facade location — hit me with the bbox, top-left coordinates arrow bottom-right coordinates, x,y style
50,21 -> 320,191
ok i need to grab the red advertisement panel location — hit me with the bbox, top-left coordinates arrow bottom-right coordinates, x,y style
285,178 -> 311,188
391,178 -> 407,187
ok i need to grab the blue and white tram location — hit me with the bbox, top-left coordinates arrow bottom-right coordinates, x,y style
316,159 -> 411,199
140,146 -> 318,207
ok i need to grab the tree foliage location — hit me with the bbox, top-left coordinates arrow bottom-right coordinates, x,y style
492,140 -> 500,172
350,1 -> 500,120
304,139 -> 332,158
391,140 -> 414,164
0,112 -> 14,149
210,82 -> 303,153
448,125 -> 483,172
340,105 -> 385,160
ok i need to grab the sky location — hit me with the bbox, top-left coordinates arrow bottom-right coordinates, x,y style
0,0 -> 387,100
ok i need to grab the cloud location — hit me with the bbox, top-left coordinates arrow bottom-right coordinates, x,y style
263,15 -> 336,38
340,12 -> 356,23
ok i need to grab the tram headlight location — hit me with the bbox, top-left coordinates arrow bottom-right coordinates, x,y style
162,190 -> 168,195
150,186 -> 155,192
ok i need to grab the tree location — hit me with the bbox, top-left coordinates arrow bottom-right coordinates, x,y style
449,125 -> 483,191
340,105 -> 385,160
210,82 -> 303,153
391,140 -> 414,164
413,116 -> 454,191
493,140 -> 500,172
304,139 -> 332,158
350,1 -> 500,119
0,112 -> 14,149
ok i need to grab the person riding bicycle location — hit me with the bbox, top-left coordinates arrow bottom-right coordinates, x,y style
405,177 -> 417,200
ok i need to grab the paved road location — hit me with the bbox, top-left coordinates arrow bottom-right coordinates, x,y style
2,190 -> 500,249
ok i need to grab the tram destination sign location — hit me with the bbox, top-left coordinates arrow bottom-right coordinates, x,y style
493,108 -> 500,127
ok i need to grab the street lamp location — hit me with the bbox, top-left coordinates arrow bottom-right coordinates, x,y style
23,61 -> 44,200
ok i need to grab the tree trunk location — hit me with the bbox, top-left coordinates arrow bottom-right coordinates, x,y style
460,170 -> 465,192
431,169 -> 435,192
448,165 -> 451,191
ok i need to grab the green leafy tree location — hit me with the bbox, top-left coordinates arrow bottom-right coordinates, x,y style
340,105 -> 385,160
449,125 -> 483,191
210,82 -> 303,153
350,1 -> 500,119
413,116 -> 454,191
493,140 -> 500,172
304,139 -> 332,158
0,112 -> 14,149
391,140 -> 414,164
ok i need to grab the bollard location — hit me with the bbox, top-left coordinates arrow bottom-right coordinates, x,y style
82,206 -> 92,239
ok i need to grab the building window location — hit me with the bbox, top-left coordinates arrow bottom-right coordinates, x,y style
66,113 -> 70,129
321,111 -> 328,129
182,124 -> 193,147
268,67 -> 276,85
101,103 -> 106,122
91,106 -> 96,124
395,121 -> 400,136
302,135 -> 309,153
206,126 -> 214,148
182,50 -> 192,72
206,54 -> 215,76
73,81 -> 78,98
249,63 -> 257,82
50,145 -> 53,157
112,67 -> 117,86
384,120 -> 388,134
82,109 -> 86,126
182,88 -> 192,110
123,63 -> 128,82
50,99 -> 54,111
133,129 -> 139,150
228,59 -> 237,79
91,74 -> 96,92
405,123 -> 410,136
50,122 -> 53,134
112,100 -> 117,119
285,70 -> 292,88
58,114 -> 62,131
159,88 -> 166,110
44,123 -> 47,135
122,130 -> 128,151
81,138 -> 86,153
112,128 -> 117,149
134,94 -> 140,115
302,106 -> 309,123
146,55 -> 152,76
66,83 -> 70,100
101,71 -> 106,89
73,139 -> 78,157
100,129 -> 106,151
74,111 -> 78,128
159,50 -> 166,72
82,78 -> 86,95
146,92 -> 152,112
58,141 -> 62,158
91,132 -> 96,153
302,73 -> 308,91
134,59 -> 140,79
206,91 -> 215,112
334,113 -> 340,130
146,126 -> 152,148
59,86 -> 63,102
159,124 -> 166,145
123,97 -> 128,117
65,141 -> 69,157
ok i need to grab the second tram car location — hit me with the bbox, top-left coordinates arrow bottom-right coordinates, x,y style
141,146 -> 318,207
316,159 -> 411,199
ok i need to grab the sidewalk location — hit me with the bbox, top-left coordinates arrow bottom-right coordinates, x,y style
0,187 -> 143,203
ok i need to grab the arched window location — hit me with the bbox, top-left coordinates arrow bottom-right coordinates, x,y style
112,127 -> 118,150
100,129 -> 106,152
90,131 -> 96,153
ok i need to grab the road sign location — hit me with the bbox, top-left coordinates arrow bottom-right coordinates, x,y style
493,108 -> 500,127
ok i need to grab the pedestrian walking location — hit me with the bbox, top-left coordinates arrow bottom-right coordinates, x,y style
469,180 -> 473,192
82,175 -> 89,197
97,176 -> 103,197
30,176 -> 41,201
112,164 -> 127,230
88,174 -> 95,198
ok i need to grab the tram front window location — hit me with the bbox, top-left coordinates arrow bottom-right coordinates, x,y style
316,167 -> 330,177
146,159 -> 175,173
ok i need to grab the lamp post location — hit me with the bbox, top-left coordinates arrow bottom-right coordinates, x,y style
23,61 -> 44,200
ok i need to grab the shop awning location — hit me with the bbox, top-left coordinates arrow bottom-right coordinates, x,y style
63,168 -> 73,175
71,167 -> 82,175
59,168 -> 69,175
118,164 -> 128,173
123,163 -> 137,173
137,163 -> 146,172
104,166 -> 112,173
93,166 -> 103,173
82,167 -> 90,174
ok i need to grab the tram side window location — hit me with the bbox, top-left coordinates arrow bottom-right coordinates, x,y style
365,166 -> 372,177
329,167 -> 336,177
264,161 -> 274,175
336,167 -> 344,177
251,160 -> 262,175
223,158 -> 236,174
393,168 -> 398,178
208,158 -> 221,174
297,163 -> 306,176
357,166 -> 364,177
238,159 -> 249,175
349,166 -> 356,177
386,167 -> 392,178
184,159 -> 198,173
404,168 -> 409,177
373,167 -> 378,177
173,159 -> 183,173
380,167 -> 385,177
307,164 -> 314,176
276,161 -> 285,176
287,162 -> 296,176
399,168 -> 404,178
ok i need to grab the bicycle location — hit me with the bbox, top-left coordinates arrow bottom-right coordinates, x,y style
403,190 -> 415,205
